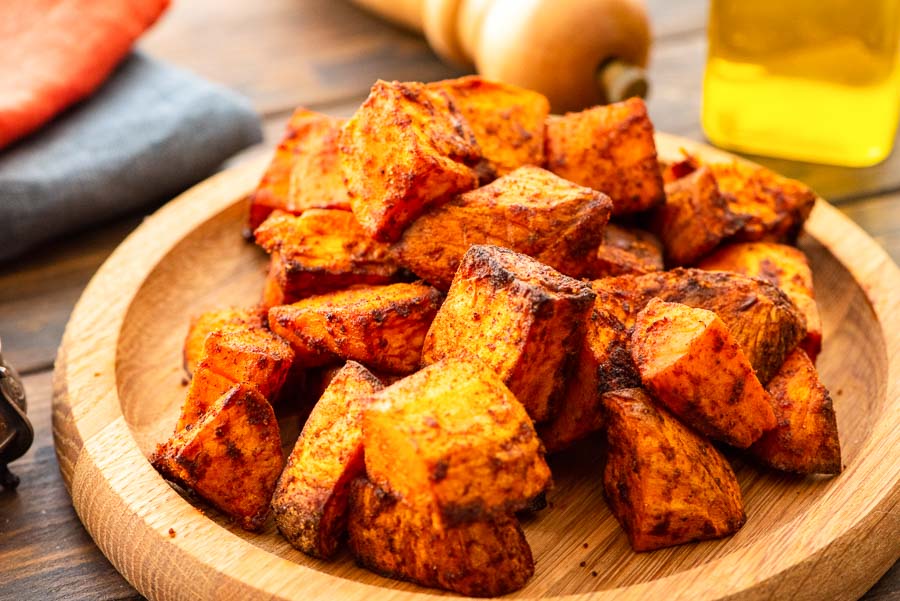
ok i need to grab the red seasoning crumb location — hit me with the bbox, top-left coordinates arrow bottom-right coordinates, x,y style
591,571 -> 598,578
579,561 -> 586,568
168,528 -> 176,538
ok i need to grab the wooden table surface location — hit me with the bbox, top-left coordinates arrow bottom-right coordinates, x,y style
0,1 -> 897,599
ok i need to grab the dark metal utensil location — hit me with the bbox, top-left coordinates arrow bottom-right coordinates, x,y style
0,339 -> 32,489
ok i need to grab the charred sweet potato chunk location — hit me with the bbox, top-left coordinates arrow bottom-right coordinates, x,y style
421,245 -> 595,422
254,209 -> 400,306
363,358 -> 551,524
268,282 -> 443,374
587,223 -> 664,277
698,242 -> 822,361
340,80 -> 481,242
652,166 -> 743,266
271,361 -> 383,557
603,388 -> 746,551
392,166 -> 612,289
429,76 -> 549,177
631,298 -> 776,448
247,109 -> 350,232
177,326 -> 294,431
750,348 -> 841,474
151,384 -> 284,531
595,268 -> 806,384
544,98 -> 664,216
348,478 -> 534,596
538,287 -> 644,452
708,161 -> 816,243
183,306 -> 266,376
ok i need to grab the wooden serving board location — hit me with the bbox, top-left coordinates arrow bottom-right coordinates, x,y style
52,134 -> 900,601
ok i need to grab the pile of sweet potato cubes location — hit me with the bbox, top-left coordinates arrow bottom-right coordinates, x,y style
151,76 -> 841,597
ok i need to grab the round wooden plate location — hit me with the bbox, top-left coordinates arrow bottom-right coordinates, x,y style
53,134 -> 900,601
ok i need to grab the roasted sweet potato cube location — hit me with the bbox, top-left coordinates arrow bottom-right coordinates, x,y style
429,76 -> 549,176
183,306 -> 266,376
587,223 -> 663,277
254,209 -> 400,306
348,479 -> 534,596
151,384 -> 284,531
392,166 -> 612,289
268,282 -> 443,374
631,298 -> 776,447
660,153 -> 700,184
179,366 -> 236,430
271,361 -> 382,557
595,268 -> 806,384
363,358 -> 551,524
247,109 -> 350,232
544,98 -> 664,216
698,242 -> 822,361
537,295 -> 641,452
421,245 -> 595,422
285,113 -> 350,213
709,161 -> 816,243
536,337 -> 606,453
177,327 -> 294,431
652,166 -> 743,266
750,348 -> 841,474
603,388 -> 745,551
340,80 -> 481,242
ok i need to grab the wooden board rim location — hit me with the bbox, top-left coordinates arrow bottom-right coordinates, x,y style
52,134 -> 900,600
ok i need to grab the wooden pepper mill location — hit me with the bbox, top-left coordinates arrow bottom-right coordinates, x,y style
350,0 -> 651,112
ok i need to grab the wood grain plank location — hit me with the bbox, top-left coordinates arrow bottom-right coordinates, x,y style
139,0 -> 464,115
0,217 -> 142,374
0,372 -> 141,601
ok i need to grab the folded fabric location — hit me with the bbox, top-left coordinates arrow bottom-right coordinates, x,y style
0,52 -> 262,263
0,0 -> 170,148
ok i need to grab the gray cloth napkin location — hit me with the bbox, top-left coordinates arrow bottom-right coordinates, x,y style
0,52 -> 262,263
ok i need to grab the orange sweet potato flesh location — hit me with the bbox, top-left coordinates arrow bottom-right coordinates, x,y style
0,0 -> 169,149
750,348 -> 842,474
363,358 -> 551,525
340,80 -> 481,242
392,166 -> 612,289
660,153 -> 700,183
271,361 -> 383,557
429,76 -> 549,177
587,223 -> 664,278
708,161 -> 816,243
347,478 -> 534,597
268,282 -> 443,374
652,166 -> 744,266
421,245 -> 595,422
177,326 -> 294,431
183,306 -> 266,376
603,388 -> 746,552
698,242 -> 822,361
247,109 -> 351,232
631,298 -> 776,448
254,209 -> 401,306
544,98 -> 664,216
151,384 -> 284,531
594,268 -> 806,385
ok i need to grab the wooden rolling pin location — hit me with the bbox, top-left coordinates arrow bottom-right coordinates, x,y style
350,0 -> 651,112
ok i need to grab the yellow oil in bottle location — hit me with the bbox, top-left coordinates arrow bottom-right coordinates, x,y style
703,1 -> 900,166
